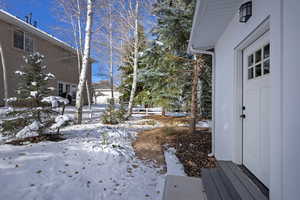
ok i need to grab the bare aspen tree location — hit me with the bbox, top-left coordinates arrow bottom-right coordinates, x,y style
115,0 -> 142,118
126,1 -> 139,118
74,0 -> 92,117
95,0 -> 116,105
108,2 -> 114,105
54,0 -> 95,120
0,43 -> 8,107
75,0 -> 94,124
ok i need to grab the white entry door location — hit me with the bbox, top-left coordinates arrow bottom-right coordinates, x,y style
242,32 -> 270,187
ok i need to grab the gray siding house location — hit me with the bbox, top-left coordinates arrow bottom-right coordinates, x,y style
0,9 -> 94,106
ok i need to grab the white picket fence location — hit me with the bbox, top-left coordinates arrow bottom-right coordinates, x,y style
132,107 -> 163,115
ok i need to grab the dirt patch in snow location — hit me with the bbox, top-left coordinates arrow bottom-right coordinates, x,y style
133,116 -> 215,177
6,134 -> 65,145
133,127 -> 189,168
144,115 -> 192,126
145,115 -> 209,130
176,133 -> 216,177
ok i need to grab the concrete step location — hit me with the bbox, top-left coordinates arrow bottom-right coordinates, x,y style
163,175 -> 207,200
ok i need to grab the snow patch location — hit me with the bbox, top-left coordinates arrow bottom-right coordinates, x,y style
42,96 -> 69,108
164,148 -> 186,176
30,91 -> 38,97
16,121 -> 40,139
50,115 -> 73,130
15,71 -> 26,76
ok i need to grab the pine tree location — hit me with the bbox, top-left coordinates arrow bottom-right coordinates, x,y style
1,53 -> 58,137
138,41 -> 186,113
118,24 -> 147,105
138,0 -> 196,113
142,0 -> 212,125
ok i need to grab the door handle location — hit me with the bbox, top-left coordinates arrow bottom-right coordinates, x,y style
240,114 -> 246,119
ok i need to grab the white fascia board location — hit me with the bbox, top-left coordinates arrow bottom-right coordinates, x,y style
188,0 -> 243,53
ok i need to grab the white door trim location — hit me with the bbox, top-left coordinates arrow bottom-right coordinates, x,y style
232,17 -> 270,165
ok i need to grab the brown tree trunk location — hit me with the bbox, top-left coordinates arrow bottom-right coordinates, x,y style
162,107 -> 166,116
190,56 -> 202,134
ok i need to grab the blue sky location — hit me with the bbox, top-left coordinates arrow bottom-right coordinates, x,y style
3,0 -> 104,83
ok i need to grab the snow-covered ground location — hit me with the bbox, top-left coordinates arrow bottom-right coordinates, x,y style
0,111 -> 186,200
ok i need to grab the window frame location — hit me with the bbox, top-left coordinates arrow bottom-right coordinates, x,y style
57,81 -> 77,100
13,29 -> 34,53
13,29 -> 25,50
247,42 -> 270,80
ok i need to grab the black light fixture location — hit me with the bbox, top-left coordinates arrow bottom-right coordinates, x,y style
239,1 -> 252,23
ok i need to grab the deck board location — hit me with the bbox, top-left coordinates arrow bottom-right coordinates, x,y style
217,161 -> 254,200
225,162 -> 268,200
202,169 -> 222,200
202,161 -> 268,200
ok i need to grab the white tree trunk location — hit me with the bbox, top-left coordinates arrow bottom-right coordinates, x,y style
75,0 -> 94,124
0,43 -> 8,107
76,0 -> 92,118
126,1 -> 139,118
109,3 -> 114,105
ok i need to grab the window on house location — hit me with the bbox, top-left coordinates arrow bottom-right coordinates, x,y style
58,83 -> 64,97
13,30 -> 24,50
66,84 -> 70,94
13,30 -> 34,53
25,35 -> 34,53
71,85 -> 77,99
247,43 -> 270,80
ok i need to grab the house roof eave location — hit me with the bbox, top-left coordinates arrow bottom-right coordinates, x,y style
188,0 -> 243,53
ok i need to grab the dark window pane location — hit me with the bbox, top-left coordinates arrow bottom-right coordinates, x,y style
264,44 -> 270,59
248,68 -> 254,79
264,59 -> 270,74
25,35 -> 33,53
255,49 -> 262,63
71,86 -> 77,99
13,30 -> 24,50
248,54 -> 254,67
66,84 -> 70,93
255,64 -> 262,77
59,83 -> 64,97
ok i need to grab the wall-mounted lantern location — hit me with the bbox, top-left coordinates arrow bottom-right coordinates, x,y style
239,1 -> 252,23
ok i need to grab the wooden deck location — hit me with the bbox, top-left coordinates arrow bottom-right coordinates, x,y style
202,161 -> 268,200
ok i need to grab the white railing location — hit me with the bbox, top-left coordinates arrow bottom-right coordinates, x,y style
132,107 -> 163,115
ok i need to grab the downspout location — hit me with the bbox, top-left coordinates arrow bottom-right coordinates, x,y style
189,46 -> 215,157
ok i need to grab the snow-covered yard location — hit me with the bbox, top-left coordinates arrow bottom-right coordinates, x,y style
0,110 -> 186,200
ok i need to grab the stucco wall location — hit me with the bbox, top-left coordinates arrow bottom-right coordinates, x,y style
0,19 -> 92,106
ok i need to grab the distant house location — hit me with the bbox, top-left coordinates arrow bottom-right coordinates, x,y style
0,9 -> 95,106
92,80 -> 121,104
188,0 -> 300,199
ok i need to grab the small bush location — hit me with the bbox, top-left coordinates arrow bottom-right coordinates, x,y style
1,118 -> 30,136
101,101 -> 126,125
